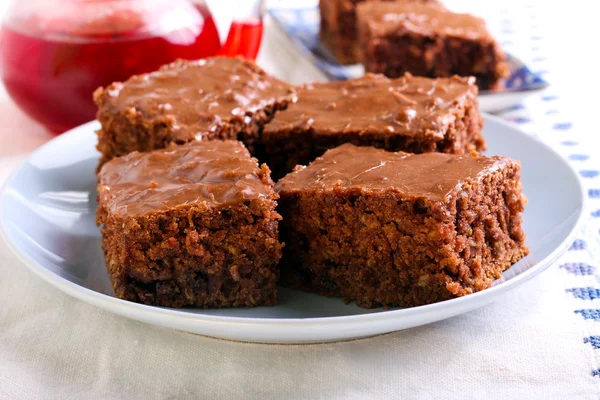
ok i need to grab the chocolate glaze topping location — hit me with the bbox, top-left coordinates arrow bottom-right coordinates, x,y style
264,73 -> 477,140
98,140 -> 272,216
360,1 -> 493,39
96,57 -> 294,141
275,144 -> 512,202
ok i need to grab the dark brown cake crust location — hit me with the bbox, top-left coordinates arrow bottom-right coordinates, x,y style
276,144 -> 528,308
94,57 -> 295,168
263,73 -> 484,179
97,140 -> 283,308
356,2 -> 508,90
319,0 -> 440,64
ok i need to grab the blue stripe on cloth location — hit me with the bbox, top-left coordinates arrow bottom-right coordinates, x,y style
567,288 -> 600,300
575,309 -> 600,321
542,95 -> 559,101
580,171 -> 600,178
569,154 -> 590,161
584,336 -> 600,350
569,240 -> 588,251
560,263 -> 595,275
561,140 -> 578,146
505,104 -> 525,111
553,122 -> 573,130
512,117 -> 531,124
593,370 -> 600,377
589,189 -> 600,199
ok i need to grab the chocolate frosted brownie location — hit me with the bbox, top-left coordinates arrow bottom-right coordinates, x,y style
97,140 -> 283,308
94,57 -> 295,167
263,73 -> 483,178
319,0 -> 441,64
276,144 -> 528,308
357,2 -> 508,90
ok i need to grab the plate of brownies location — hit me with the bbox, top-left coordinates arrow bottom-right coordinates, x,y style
268,2 -> 549,112
0,57 -> 583,344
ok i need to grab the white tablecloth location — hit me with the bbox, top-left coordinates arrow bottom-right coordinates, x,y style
1,1 -> 600,398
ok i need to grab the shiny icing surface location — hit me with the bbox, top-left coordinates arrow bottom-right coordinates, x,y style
98,140 -> 272,216
96,57 -> 294,140
359,1 -> 493,39
275,143 -> 511,202
264,73 -> 477,139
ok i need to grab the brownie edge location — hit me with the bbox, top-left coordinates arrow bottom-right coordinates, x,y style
319,0 -> 442,64
263,73 -> 484,179
276,144 -> 528,308
356,2 -> 508,90
97,140 -> 283,308
94,56 -> 295,168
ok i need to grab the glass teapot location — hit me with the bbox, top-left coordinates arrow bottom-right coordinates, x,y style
0,0 -> 265,133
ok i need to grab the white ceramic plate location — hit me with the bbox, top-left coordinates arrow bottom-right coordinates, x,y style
0,115 -> 584,344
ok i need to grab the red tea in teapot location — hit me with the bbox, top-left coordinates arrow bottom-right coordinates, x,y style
0,1 -> 263,133
220,19 -> 264,60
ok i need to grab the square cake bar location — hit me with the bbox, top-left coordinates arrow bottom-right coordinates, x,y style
276,144 -> 528,308
97,140 -> 283,308
94,57 -> 295,167
357,1 -> 508,90
319,0 -> 441,64
263,73 -> 484,179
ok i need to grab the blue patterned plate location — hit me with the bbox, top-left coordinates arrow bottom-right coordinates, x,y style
268,7 -> 549,95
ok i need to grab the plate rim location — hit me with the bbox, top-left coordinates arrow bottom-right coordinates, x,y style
0,115 -> 586,334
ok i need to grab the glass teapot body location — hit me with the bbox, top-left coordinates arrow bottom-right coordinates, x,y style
0,0 -> 263,133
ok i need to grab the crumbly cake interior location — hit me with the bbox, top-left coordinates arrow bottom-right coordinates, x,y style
97,140 -> 283,308
98,199 -> 282,307
276,144 -> 528,308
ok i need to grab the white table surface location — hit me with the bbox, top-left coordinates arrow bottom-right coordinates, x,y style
1,1 -> 600,399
